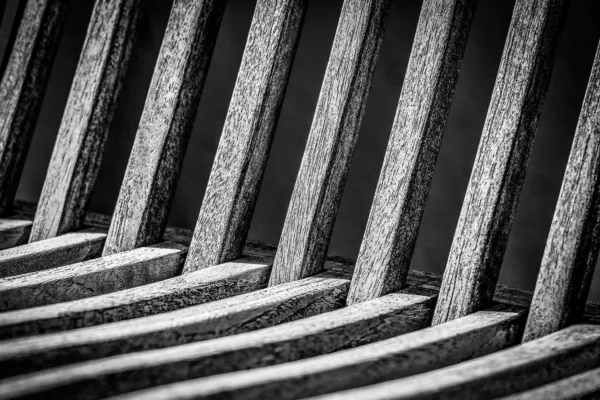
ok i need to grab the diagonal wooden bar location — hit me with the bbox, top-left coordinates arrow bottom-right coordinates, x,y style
0,218 -> 31,250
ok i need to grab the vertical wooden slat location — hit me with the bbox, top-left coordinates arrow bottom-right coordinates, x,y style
28,0 -> 142,242
522,42 -> 600,342
346,0 -> 476,305
102,0 -> 225,256
0,0 -> 68,216
183,0 -> 307,273
268,0 -> 390,286
432,0 -> 568,325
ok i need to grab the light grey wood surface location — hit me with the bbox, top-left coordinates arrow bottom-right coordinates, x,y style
0,228 -> 106,278
103,0 -> 226,256
0,241 -> 186,311
268,0 -> 390,286
347,0 -> 475,305
29,0 -> 142,242
0,218 -> 31,250
433,0 -> 569,325
0,0 -> 68,216
184,0 -> 307,273
523,41 -> 600,342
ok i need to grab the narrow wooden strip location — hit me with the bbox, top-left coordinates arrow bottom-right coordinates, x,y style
523,42 -> 600,342
106,305 -> 524,400
433,0 -> 569,325
102,0 -> 226,256
0,0 -> 68,216
347,0 -> 476,305
0,256 -> 272,340
311,324 -> 600,400
0,241 -> 186,311
0,228 -> 106,278
268,0 -> 390,286
0,286 -> 437,399
0,218 -> 31,250
184,0 -> 307,273
0,271 -> 350,377
499,366 -> 600,400
29,0 -> 142,242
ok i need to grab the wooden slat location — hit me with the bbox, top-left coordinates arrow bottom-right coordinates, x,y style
0,286 -> 437,399
522,42 -> 600,342
0,271 -> 350,377
29,0 -> 142,242
347,0 -> 475,304
0,218 -> 31,249
102,0 -> 225,256
0,228 -> 105,278
268,0 -> 390,286
0,241 -> 186,311
184,0 -> 307,273
0,0 -> 68,216
311,324 -> 600,400
105,305 -> 524,400
0,255 -> 272,340
432,0 -> 568,325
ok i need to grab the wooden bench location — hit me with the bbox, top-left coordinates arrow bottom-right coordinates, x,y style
0,0 -> 599,398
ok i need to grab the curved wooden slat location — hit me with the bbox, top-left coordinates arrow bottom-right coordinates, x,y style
102,0 -> 225,255
268,0 -> 390,286
29,0 -> 142,242
184,0 -> 307,273
523,41 -> 600,342
433,0 -> 569,324
0,218 -> 31,250
0,0 -> 68,216
347,0 -> 476,305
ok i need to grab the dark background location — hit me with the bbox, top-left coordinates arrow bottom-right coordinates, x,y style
2,0 -> 600,299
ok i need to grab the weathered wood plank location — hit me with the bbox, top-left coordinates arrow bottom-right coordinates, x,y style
311,324 -> 600,400
102,0 -> 225,256
0,241 -> 186,311
0,218 -> 31,249
184,0 -> 307,273
522,42 -> 600,342
268,0 -> 390,286
433,0 -> 569,325
0,255 -> 272,339
0,271 -> 350,376
29,0 -> 142,242
0,228 -> 106,278
347,0 -> 476,305
0,286 -> 437,399
106,305 -> 524,400
0,0 -> 68,216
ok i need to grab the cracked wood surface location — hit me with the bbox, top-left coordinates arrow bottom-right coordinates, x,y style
501,366 -> 600,399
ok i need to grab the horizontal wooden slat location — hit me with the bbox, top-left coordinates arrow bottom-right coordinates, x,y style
0,286 -> 436,399
0,228 -> 106,278
0,241 -> 186,311
0,271 -> 350,377
107,305 -> 524,400
500,366 -> 600,399
312,324 -> 600,400
0,218 -> 31,250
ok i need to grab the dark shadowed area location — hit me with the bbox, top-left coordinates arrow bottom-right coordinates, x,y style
3,0 -> 600,299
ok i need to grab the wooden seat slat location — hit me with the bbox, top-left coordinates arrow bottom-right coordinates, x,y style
0,218 -> 31,250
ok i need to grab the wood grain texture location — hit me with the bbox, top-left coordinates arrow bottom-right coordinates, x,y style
432,0 -> 568,325
108,305 -> 524,400
0,286 -> 436,399
0,228 -> 106,278
0,241 -> 186,311
312,324 -> 600,400
522,42 -> 600,342
183,0 -> 307,273
102,0 -> 225,256
347,0 -> 476,305
0,271 -> 350,376
29,0 -> 142,242
0,0 -> 68,216
268,0 -> 390,286
0,218 -> 31,250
